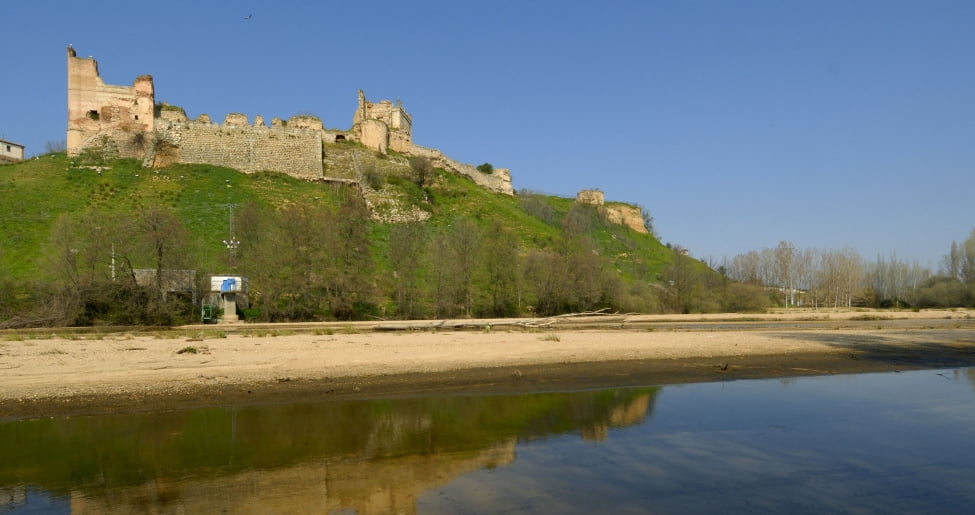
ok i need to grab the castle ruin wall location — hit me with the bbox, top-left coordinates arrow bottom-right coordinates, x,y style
388,131 -> 413,154
408,144 -> 513,195
575,189 -> 648,234
66,51 -> 515,195
576,189 -> 605,206
605,204 -> 649,234
67,47 -> 154,157
357,119 -> 389,154
153,119 -> 324,179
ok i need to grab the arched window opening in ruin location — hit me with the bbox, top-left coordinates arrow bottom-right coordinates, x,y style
335,135 -> 346,141
87,110 -> 99,121
134,115 -> 139,120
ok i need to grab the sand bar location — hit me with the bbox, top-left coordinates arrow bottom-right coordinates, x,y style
2,309 -> 974,418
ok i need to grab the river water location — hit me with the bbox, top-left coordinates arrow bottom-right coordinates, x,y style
2,368 -> 974,514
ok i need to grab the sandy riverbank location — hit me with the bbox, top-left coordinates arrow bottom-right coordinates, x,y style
2,309 -> 974,418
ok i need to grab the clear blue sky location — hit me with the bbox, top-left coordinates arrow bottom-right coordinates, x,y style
2,1 -> 973,269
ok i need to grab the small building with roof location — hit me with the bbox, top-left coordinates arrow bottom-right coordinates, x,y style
0,139 -> 24,164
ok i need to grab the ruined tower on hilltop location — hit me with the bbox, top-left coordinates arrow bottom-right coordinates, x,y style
352,89 -> 412,154
65,48 -> 513,195
66,46 -> 155,158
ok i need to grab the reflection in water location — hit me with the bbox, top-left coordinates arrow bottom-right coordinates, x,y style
5,368 -> 975,513
423,368 -> 975,514
0,388 -> 657,513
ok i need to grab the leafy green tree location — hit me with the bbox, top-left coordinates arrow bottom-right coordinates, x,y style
520,235 -> 623,316
521,248 -> 565,316
662,246 -> 716,313
41,208 -> 194,325
430,227 -> 458,318
720,282 -> 770,312
479,223 -> 521,317
518,190 -> 557,225
429,220 -> 483,318
237,192 -> 376,321
389,223 -> 430,319
561,203 -> 600,236
325,193 -> 377,318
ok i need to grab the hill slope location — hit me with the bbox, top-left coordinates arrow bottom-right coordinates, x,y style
0,151 -> 688,323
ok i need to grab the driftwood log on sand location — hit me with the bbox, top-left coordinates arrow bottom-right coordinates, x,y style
373,309 -> 636,331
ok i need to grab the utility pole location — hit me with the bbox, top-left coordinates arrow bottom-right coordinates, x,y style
222,203 -> 240,264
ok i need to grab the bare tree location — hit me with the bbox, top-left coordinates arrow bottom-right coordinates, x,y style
793,248 -> 816,307
726,250 -> 763,285
942,241 -> 963,281
134,206 -> 190,297
817,248 -> 863,308
773,241 -> 796,307
962,228 -> 975,285
44,140 -> 66,154
408,156 -> 433,187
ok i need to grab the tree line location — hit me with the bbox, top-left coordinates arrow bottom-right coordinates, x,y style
2,192 -> 971,327
235,196 -> 662,321
720,229 -> 975,309
0,194 -> 670,326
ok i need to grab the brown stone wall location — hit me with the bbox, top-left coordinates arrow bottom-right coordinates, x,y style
67,47 -> 154,157
358,119 -> 389,154
407,144 -> 513,195
154,120 -> 323,179
287,116 -> 323,131
604,204 -> 648,234
576,189 -> 605,206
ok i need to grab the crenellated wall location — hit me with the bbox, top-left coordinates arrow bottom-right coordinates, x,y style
66,49 -> 515,196
152,117 -> 323,179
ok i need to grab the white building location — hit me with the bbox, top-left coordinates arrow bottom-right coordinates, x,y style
0,139 -> 25,163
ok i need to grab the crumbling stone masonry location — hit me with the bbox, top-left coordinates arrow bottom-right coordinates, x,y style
150,111 -> 324,180
576,189 -> 648,234
66,48 -> 514,195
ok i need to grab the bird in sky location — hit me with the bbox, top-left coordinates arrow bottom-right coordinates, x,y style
244,14 -> 253,20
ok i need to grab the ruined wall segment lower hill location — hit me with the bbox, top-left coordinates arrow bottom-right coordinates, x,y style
406,144 -> 512,194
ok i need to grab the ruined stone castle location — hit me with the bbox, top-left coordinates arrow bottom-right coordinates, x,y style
66,47 -> 512,195
575,189 -> 649,234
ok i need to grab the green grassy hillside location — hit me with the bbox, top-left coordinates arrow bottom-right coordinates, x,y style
1,154 -> 337,277
0,151 -> 698,324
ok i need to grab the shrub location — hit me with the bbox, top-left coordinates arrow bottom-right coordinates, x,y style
721,282 -> 771,313
476,162 -> 494,174
362,164 -> 383,189
409,156 -> 433,186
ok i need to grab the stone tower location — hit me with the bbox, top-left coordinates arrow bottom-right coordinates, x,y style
66,46 -> 155,157
352,90 -> 413,154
